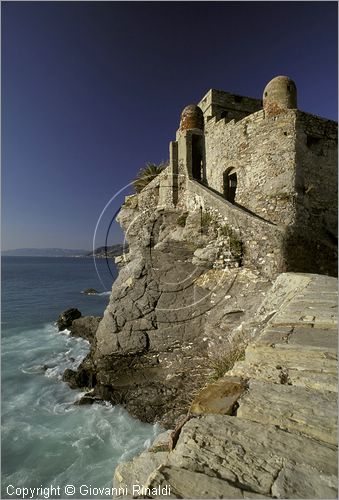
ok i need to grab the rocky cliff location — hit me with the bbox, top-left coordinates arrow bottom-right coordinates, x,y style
114,273 -> 338,499
65,194 -> 276,427
63,189 -> 337,498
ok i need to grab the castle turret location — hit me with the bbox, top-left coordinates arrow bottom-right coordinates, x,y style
263,76 -> 297,117
179,105 -> 204,131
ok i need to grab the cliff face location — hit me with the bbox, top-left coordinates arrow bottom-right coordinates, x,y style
114,273 -> 338,499
69,193 -> 273,427
62,183 -> 337,498
94,236 -> 212,426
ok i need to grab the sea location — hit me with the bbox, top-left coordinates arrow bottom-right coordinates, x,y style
1,257 -> 161,499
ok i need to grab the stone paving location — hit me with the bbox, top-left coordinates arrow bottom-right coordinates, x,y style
113,273 -> 338,498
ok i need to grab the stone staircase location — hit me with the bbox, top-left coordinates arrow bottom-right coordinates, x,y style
113,273 -> 338,499
230,274 -> 338,449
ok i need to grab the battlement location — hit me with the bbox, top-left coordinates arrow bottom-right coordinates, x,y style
198,89 -> 262,123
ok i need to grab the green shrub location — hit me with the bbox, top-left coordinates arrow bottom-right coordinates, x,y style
133,162 -> 166,194
177,212 -> 189,227
199,210 -> 218,236
209,344 -> 246,381
201,211 -> 215,228
219,224 -> 244,263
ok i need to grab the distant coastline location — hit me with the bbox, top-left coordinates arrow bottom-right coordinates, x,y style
2,244 -> 125,258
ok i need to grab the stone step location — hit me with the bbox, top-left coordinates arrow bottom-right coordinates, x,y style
245,344 -> 337,373
267,274 -> 338,328
190,376 -> 246,415
254,325 -> 337,350
228,315 -> 338,391
271,310 -> 337,328
114,448 -> 169,497
239,323 -> 338,379
237,380 -> 337,445
166,414 -> 337,498
229,360 -> 338,392
270,298 -> 337,327
287,368 -> 337,391
144,465 -> 268,499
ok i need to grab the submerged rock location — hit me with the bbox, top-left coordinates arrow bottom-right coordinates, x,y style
62,368 -> 79,389
82,288 -> 99,295
56,308 -> 81,331
74,393 -> 102,406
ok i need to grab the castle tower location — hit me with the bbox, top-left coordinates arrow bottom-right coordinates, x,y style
263,75 -> 297,117
158,105 -> 204,210
176,104 -> 205,184
179,105 -> 204,131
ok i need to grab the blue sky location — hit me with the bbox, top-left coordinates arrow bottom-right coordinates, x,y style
2,1 -> 338,250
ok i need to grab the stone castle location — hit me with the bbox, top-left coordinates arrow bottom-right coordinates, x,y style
136,75 -> 337,278
63,76 -> 338,499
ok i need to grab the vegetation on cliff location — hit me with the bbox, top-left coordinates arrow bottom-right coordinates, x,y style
133,162 -> 167,193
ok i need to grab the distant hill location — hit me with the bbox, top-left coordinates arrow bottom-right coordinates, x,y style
2,248 -> 89,257
86,244 -> 126,258
2,244 -> 127,258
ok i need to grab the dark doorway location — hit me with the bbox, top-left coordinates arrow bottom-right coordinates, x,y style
223,169 -> 237,203
192,134 -> 203,181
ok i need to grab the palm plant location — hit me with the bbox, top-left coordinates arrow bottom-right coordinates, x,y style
133,162 -> 166,193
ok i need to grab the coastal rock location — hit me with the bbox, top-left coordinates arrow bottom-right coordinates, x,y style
89,237 -> 216,426
192,245 -> 219,267
82,288 -> 99,295
62,353 -> 96,389
70,316 -> 102,343
57,308 -> 81,331
62,368 -> 79,389
125,414 -> 337,499
74,393 -> 102,406
117,272 -> 338,499
190,376 -> 246,415
114,449 -> 170,497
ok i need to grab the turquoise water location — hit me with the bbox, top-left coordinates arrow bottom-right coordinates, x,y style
1,257 -> 160,499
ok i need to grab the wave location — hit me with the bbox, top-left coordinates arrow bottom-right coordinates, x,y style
58,327 -> 71,336
21,364 -> 49,375
79,290 -> 110,296
2,257 -> 160,497
17,322 -> 90,382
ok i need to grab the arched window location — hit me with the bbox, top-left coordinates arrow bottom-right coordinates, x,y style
223,168 -> 237,203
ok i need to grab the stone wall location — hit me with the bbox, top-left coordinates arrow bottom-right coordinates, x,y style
289,111 -> 338,275
295,111 -> 337,239
204,109 -> 298,227
198,89 -> 262,124
185,179 -> 285,278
